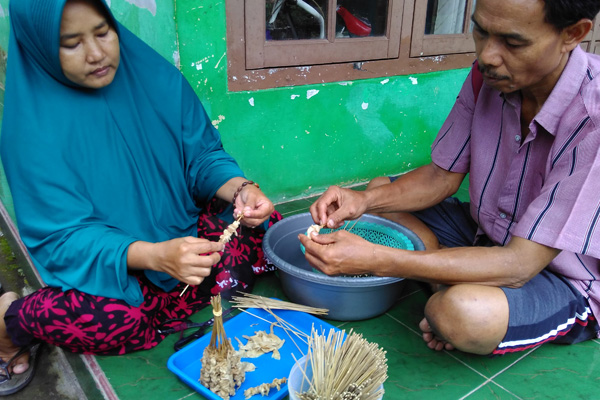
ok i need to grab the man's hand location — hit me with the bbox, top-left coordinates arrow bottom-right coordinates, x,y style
309,186 -> 368,229
299,229 -> 377,276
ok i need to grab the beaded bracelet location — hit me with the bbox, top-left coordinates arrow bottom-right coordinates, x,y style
232,180 -> 260,205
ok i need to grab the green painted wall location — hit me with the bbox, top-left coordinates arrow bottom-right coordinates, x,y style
175,0 -> 468,202
108,0 -> 179,66
0,0 -> 469,223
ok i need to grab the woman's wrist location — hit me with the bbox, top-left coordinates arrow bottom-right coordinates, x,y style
232,180 -> 260,205
127,240 -> 160,272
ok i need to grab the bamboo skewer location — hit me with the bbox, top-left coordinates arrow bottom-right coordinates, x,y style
231,293 -> 328,315
233,293 -> 329,356
199,294 -> 248,400
207,295 -> 232,356
237,308 -> 308,356
307,215 -> 362,240
295,327 -> 388,400
343,217 -> 361,233
179,214 -> 244,297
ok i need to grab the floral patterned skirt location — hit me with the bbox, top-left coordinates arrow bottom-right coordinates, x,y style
4,199 -> 282,355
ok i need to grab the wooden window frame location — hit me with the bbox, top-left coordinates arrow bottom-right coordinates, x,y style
410,0 -> 476,57
227,0 -> 474,92
581,17 -> 600,55
246,0 -> 403,68
226,1 -> 600,92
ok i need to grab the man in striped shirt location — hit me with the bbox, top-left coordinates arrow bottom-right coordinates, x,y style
301,0 -> 600,355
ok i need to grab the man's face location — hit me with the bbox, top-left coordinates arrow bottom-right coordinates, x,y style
59,0 -> 120,89
472,0 -> 569,94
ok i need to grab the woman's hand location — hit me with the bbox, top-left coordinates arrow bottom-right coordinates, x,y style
309,186 -> 368,229
298,229 -> 376,276
128,237 -> 223,285
234,184 -> 274,228
216,178 -> 274,228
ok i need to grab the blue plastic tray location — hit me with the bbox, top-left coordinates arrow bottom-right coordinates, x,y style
167,307 -> 338,400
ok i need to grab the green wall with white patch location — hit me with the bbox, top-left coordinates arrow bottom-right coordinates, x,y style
175,0 -> 468,202
0,0 -> 469,225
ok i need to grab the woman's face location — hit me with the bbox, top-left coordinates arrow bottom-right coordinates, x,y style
59,0 -> 120,88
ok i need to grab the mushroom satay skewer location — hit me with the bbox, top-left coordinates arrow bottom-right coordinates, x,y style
218,213 -> 244,243
306,223 -> 324,239
306,216 -> 361,241
179,213 -> 244,297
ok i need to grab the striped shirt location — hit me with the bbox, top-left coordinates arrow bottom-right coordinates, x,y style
431,46 -> 600,321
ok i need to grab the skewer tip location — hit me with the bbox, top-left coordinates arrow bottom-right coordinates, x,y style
179,284 -> 190,297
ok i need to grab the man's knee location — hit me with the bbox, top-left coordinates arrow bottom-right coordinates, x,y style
366,176 -> 391,190
424,284 -> 508,354
424,287 -> 470,343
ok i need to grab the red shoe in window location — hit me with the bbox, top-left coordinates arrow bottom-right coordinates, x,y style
336,6 -> 372,37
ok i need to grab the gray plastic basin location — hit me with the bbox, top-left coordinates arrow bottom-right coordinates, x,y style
263,213 -> 425,321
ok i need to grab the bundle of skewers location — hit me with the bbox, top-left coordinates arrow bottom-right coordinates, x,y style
231,293 -> 328,316
199,294 -> 249,400
294,327 -> 388,400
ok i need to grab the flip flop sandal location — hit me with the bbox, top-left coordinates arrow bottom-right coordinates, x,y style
0,343 -> 42,396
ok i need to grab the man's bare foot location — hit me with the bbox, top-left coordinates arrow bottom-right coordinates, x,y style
0,292 -> 29,374
429,283 -> 446,293
419,317 -> 455,351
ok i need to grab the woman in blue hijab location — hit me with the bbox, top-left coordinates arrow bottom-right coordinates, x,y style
0,0 -> 281,393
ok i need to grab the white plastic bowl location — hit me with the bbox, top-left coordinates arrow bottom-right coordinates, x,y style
288,355 -> 384,400
288,355 -> 313,400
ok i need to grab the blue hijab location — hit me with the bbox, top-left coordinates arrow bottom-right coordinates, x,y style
1,0 -> 245,306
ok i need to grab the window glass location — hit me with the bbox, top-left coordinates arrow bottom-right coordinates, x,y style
266,0 -> 328,40
335,0 -> 388,38
425,0 -> 476,35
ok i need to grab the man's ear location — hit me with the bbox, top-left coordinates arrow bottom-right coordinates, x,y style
562,19 -> 593,52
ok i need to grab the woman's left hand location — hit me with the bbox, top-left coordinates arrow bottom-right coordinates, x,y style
234,184 -> 274,228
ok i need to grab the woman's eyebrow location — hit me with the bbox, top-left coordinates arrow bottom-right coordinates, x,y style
60,21 -> 108,41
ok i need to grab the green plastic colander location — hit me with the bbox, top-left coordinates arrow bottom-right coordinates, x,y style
301,220 -> 415,254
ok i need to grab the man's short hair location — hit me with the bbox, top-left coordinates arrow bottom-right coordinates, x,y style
543,0 -> 600,30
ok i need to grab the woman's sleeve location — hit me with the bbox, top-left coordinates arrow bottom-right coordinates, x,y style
179,79 -> 245,205
1,142 -> 145,306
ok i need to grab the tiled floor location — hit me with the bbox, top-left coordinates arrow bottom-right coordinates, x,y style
94,198 -> 600,400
